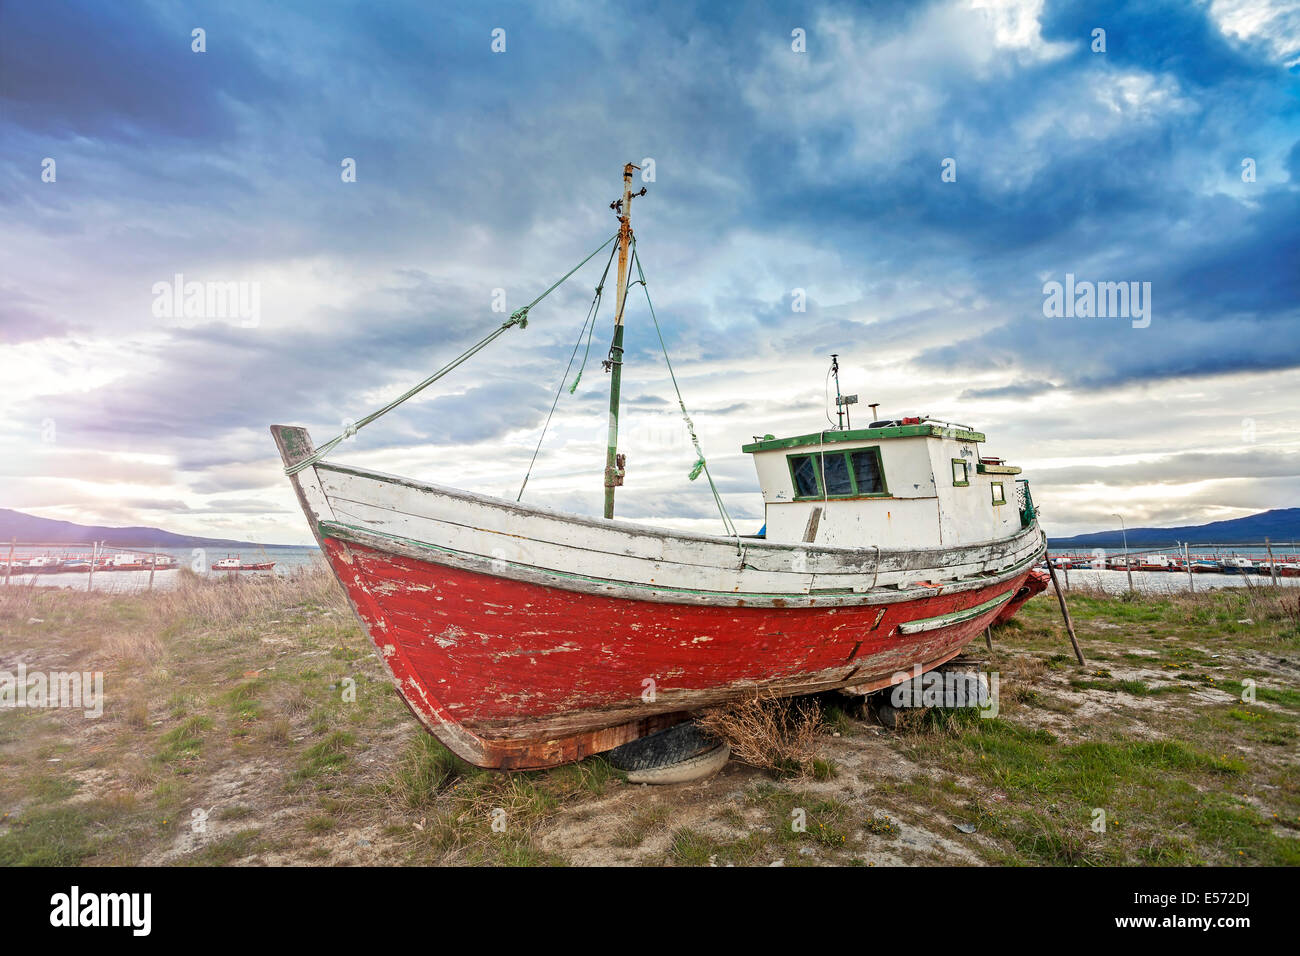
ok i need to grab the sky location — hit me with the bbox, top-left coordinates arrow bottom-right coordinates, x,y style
1,0 -> 1298,545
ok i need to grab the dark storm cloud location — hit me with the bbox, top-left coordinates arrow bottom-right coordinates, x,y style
0,0 -> 283,143
17,312 -> 561,464
960,380 -> 1060,400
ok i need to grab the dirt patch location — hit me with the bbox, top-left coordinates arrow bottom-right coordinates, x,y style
536,730 -> 992,866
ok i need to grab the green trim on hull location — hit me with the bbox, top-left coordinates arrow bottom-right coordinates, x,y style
896,589 -> 1017,634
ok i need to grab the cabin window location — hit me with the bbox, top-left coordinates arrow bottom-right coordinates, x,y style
787,447 -> 889,499
849,448 -> 885,495
991,481 -> 1006,505
821,452 -> 853,495
952,458 -> 969,487
789,455 -> 820,497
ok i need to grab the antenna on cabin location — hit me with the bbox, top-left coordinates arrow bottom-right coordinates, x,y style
830,354 -> 857,430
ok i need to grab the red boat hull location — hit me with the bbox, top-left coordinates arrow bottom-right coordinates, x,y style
323,536 -> 1038,769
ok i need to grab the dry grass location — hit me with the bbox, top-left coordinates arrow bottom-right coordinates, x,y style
1057,579 -> 1300,643
0,559 -> 350,634
699,690 -> 825,777
1245,586 -> 1300,630
101,632 -> 164,665
0,579 -> 43,620
152,563 -> 350,624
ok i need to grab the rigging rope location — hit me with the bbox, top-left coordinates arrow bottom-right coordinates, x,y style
517,243 -> 618,501
284,233 -> 618,476
631,245 -> 740,541
568,263 -> 608,396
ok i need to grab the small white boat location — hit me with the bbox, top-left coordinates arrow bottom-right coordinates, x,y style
211,554 -> 276,572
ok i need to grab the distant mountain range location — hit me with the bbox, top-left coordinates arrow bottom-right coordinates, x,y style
2,505 -> 1295,552
0,508 -> 315,550
1048,508 -> 1300,549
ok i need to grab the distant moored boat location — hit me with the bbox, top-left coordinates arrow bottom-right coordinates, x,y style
211,554 -> 276,572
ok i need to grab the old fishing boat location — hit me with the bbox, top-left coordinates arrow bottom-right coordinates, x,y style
273,164 -> 1048,771
1222,556 -> 1256,575
211,554 -> 276,572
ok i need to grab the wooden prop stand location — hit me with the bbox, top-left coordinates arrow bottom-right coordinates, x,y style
1046,558 -> 1085,665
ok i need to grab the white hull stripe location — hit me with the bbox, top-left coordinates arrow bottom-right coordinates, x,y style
320,519 -> 1042,609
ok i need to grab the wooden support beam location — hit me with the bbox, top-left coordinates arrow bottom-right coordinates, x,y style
1046,558 -> 1085,665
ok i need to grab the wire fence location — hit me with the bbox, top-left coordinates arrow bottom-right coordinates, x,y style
1045,540 -> 1300,594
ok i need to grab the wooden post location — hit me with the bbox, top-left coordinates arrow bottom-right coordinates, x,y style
87,541 -> 97,592
1266,538 -> 1279,587
4,538 -> 12,587
1184,542 -> 1194,593
984,625 -> 993,652
1062,560 -> 1069,590
147,552 -> 157,591
1046,558 -> 1085,665
1114,513 -> 1134,593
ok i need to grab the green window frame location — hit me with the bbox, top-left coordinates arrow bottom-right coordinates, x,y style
990,481 -> 1006,505
952,458 -> 969,487
787,447 -> 889,500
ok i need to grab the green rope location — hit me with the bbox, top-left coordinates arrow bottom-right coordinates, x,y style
631,245 -> 739,540
285,233 -> 618,476
568,318 -> 597,394
517,243 -> 618,501
569,245 -> 616,394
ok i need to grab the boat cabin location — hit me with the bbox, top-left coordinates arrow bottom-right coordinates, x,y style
742,418 -> 1030,549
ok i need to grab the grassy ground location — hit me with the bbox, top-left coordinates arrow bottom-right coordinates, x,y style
0,566 -> 1296,866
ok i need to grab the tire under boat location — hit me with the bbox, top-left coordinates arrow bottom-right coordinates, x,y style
274,425 -> 1048,771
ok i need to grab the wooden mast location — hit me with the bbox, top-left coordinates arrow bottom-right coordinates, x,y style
604,162 -> 639,519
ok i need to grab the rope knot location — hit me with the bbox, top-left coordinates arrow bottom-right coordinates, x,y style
342,421 -> 358,439
507,307 -> 530,329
